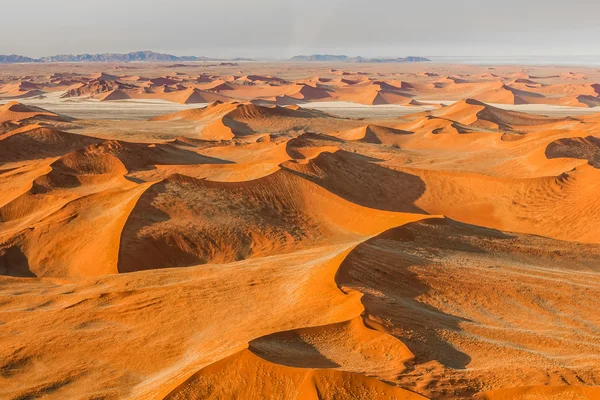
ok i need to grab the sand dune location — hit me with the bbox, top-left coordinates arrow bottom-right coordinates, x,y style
167,349 -> 426,400
118,168 -> 422,273
151,101 -> 350,140
338,124 -> 412,145
421,98 -> 565,129
0,125 -> 99,164
1,63 -> 600,400
0,101 -> 72,124
4,63 -> 600,109
99,89 -> 131,101
0,82 -> 44,99
337,218 -> 600,398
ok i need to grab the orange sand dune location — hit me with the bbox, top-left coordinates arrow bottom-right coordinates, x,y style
0,238 -> 430,399
423,98 -> 565,128
88,72 -> 121,81
63,76 -> 235,104
282,148 -> 600,243
167,349 -> 426,400
337,218 -> 600,398
150,100 -> 241,121
325,81 -> 414,105
11,64 -> 600,108
151,101 -> 323,122
0,101 -> 72,124
99,89 -> 131,101
2,63 -> 600,400
141,87 -> 233,104
159,139 -> 293,182
151,101 -> 346,140
0,125 -> 99,164
248,317 -> 413,379
78,139 -> 223,171
282,150 -> 426,213
395,115 -> 480,135
0,82 -> 44,99
335,124 -> 412,145
286,133 -> 341,161
410,164 -> 600,243
118,168 -> 423,273
197,117 -> 236,140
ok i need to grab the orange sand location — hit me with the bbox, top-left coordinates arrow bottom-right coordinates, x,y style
1,62 -> 600,400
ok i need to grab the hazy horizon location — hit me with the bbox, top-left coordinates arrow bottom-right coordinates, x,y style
2,0 -> 599,60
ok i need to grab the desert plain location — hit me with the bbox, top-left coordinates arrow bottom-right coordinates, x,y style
1,61 -> 600,400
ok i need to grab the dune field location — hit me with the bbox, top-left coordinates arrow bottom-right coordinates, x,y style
1,62 -> 600,400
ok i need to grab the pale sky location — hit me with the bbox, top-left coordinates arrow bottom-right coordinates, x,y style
2,0 -> 599,59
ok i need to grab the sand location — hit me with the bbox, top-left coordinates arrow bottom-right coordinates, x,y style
1,62 -> 600,400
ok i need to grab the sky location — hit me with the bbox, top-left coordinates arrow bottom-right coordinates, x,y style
1,0 -> 599,59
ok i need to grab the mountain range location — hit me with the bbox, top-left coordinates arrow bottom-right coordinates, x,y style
0,51 -> 220,64
289,54 -> 430,62
0,51 -> 429,64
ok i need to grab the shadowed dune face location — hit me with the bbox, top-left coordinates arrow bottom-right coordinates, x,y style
246,317 -> 414,376
337,219 -> 600,398
117,172 -> 330,271
282,150 -> 427,213
0,127 -> 101,164
545,136 -> 600,168
1,62 -> 600,400
117,169 -> 423,272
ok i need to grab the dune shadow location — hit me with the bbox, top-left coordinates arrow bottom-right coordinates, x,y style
118,174 -> 278,273
123,176 -> 146,184
0,245 -> 34,277
101,141 -> 236,175
117,181 -> 175,273
282,150 -> 427,214
179,152 -> 235,165
248,332 -> 341,369
544,136 -> 600,168
293,131 -> 347,143
334,218 -> 503,370
144,143 -> 235,167
222,117 -> 255,137
284,133 -> 347,160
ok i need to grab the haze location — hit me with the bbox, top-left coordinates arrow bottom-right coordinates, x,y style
2,0 -> 599,58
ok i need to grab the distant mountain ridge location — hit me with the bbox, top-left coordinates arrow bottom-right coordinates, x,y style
0,51 -> 429,64
39,51 -> 210,63
290,55 -> 350,62
290,54 -> 430,63
0,54 -> 40,63
0,51 -> 220,64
